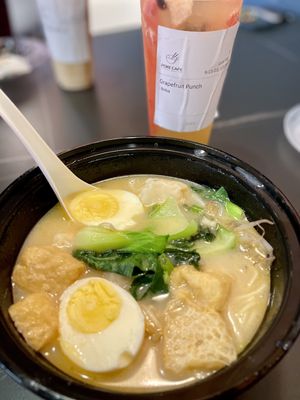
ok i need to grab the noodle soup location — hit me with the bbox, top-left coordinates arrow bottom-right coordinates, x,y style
9,175 -> 273,392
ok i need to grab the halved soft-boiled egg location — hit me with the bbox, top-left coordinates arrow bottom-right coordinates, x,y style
68,189 -> 144,230
59,277 -> 145,372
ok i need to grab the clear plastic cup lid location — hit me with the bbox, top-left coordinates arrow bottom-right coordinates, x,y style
283,104 -> 300,153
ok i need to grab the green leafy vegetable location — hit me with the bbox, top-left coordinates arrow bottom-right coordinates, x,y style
167,238 -> 194,251
191,228 -> 216,242
225,201 -> 244,220
73,249 -> 158,277
200,186 -> 229,202
148,197 -> 190,236
149,262 -> 168,295
130,267 -> 168,301
73,226 -> 129,252
192,185 -> 244,220
214,186 -> 230,202
73,247 -> 200,300
164,249 -> 200,267
195,227 -> 236,256
168,227 -> 216,251
192,185 -> 228,202
130,274 -> 154,300
149,197 -> 180,218
168,220 -> 198,241
159,254 -> 175,284
74,226 -> 168,253
123,231 -> 167,253
184,204 -> 204,214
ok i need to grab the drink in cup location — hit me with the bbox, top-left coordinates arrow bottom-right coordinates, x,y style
140,0 -> 243,143
37,0 -> 93,91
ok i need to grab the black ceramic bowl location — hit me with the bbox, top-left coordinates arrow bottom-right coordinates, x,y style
0,137 -> 299,400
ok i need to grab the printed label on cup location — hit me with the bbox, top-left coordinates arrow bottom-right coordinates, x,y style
154,24 -> 239,132
37,0 -> 90,64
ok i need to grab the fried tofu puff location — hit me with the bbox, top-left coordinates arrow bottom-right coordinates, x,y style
9,292 -> 58,351
169,265 -> 231,311
163,265 -> 236,374
12,246 -> 85,296
163,299 -> 237,373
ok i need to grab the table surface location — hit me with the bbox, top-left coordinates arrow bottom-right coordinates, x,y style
0,17 -> 300,400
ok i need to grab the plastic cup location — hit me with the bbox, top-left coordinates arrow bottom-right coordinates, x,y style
140,0 -> 243,143
36,0 -> 93,91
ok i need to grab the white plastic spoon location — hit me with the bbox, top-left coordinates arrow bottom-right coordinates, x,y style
0,89 -> 94,219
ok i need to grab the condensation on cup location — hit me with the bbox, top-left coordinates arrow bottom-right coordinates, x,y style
140,0 -> 243,144
37,0 -> 93,91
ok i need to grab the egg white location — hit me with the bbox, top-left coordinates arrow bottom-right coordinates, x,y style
69,189 -> 144,230
59,277 -> 145,372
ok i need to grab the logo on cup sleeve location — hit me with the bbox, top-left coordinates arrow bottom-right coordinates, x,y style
160,50 -> 182,72
166,52 -> 179,65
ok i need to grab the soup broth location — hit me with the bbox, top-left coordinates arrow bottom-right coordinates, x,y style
10,175 -> 273,393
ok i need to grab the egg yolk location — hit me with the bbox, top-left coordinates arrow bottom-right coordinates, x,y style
66,280 -> 121,334
69,191 -> 119,223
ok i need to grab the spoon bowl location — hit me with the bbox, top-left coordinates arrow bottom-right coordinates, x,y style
0,89 -> 93,219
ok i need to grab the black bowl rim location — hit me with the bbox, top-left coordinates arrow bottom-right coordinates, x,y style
0,136 -> 299,400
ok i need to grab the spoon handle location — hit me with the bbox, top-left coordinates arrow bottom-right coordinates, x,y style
0,89 -> 90,211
